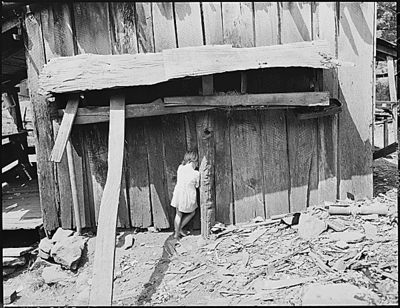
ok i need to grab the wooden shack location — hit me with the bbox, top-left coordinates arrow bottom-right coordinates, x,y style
22,2 -> 376,236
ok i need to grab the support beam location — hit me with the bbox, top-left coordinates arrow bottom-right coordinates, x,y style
66,139 -> 81,235
89,94 -> 125,306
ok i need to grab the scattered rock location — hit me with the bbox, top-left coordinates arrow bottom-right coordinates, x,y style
302,283 -> 371,305
123,234 -> 134,250
38,249 -> 51,260
42,265 -> 73,285
39,237 -> 54,254
52,227 -> 74,243
329,231 -> 365,243
335,240 -> 349,249
147,226 -> 159,233
298,214 -> 327,239
3,287 -> 17,304
51,235 -> 86,270
362,223 -> 378,240
3,256 -> 26,267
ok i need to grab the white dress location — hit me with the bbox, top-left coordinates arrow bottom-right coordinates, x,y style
170,163 -> 200,213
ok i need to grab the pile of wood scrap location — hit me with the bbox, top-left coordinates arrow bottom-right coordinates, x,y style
149,188 -> 398,306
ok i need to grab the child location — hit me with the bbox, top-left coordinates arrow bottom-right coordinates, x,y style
170,150 -> 200,239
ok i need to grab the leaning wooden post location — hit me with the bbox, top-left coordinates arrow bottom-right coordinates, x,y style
66,139 -> 81,235
89,93 -> 125,306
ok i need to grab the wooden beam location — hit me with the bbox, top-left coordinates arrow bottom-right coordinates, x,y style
50,95 -> 79,162
39,40 -> 341,96
373,142 -> 398,160
165,92 -> 330,107
387,55 -> 397,143
89,94 -> 125,306
66,139 -> 81,235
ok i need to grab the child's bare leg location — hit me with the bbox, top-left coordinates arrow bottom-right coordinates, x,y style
174,210 -> 183,239
180,211 -> 195,235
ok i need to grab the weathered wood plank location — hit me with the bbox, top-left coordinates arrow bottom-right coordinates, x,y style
165,92 -> 330,107
89,94 -> 125,306
260,109 -> 290,217
39,40 -> 336,95
152,2 -> 176,52
230,110 -> 264,223
280,2 -> 312,44
109,2 -> 138,55
72,2 -> 112,54
174,2 -> 203,47
117,159 -> 130,229
254,2 -> 279,46
213,110 -> 233,224
24,8 -> 59,233
66,139 -> 81,234
126,118 -> 152,228
337,2 -> 375,199
135,2 -> 155,53
196,111 -> 216,237
50,96 -> 79,162
3,247 -> 34,257
222,2 -> 254,47
202,2 -> 223,44
387,56 -> 397,143
145,117 -> 171,229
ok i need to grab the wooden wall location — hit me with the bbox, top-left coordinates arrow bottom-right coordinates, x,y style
24,2 -> 375,233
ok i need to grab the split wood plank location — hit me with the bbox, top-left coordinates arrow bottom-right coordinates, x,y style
66,139 -> 81,234
135,2 -> 155,53
165,92 -> 330,107
152,2 -> 176,52
66,99 -> 214,125
202,2 -> 223,44
126,118 -> 152,228
230,110 -> 265,223
50,96 -> 79,162
39,40 -> 337,96
145,117 -> 171,229
174,2 -> 203,47
3,247 -> 34,257
89,94 -> 125,306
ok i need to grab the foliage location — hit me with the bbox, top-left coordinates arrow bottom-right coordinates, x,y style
376,2 -> 397,43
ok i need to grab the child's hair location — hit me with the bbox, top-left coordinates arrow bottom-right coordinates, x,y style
182,150 -> 198,165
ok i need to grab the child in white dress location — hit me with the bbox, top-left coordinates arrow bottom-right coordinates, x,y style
171,150 -> 200,239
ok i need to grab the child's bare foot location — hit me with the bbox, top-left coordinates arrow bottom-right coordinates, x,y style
180,230 -> 190,237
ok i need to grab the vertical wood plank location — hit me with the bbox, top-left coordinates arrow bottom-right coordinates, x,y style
109,2 -> 138,55
72,2 -> 112,54
213,110 -> 234,224
24,8 -> 59,233
152,2 -> 177,52
230,110 -> 264,223
126,118 -> 153,228
202,2 -> 223,44
254,2 -> 279,46
135,2 -> 155,53
145,117 -> 171,229
174,2 -> 203,47
387,56 -> 397,143
280,2 -> 312,44
314,2 -> 339,203
337,2 -> 375,199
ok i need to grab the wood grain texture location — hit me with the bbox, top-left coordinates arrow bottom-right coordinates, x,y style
135,2 -> 155,53
109,2 -> 138,55
126,118 -> 152,228
254,2 -> 279,46
117,158 -> 130,229
222,2 -> 254,47
89,94 -> 125,306
202,2 -> 223,44
72,2 -> 112,54
66,139 -> 81,234
337,2 -> 374,199
280,2 -> 312,44
152,2 -> 177,52
24,9 -> 59,233
213,110 -> 234,224
50,97 -> 79,162
174,2 -> 203,47
260,110 -> 290,217
230,110 -> 264,223
165,92 -> 329,107
145,117 -> 171,229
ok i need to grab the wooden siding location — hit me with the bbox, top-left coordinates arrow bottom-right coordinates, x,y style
30,2 -> 375,233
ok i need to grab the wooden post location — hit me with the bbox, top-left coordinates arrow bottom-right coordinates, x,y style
66,139 -> 81,235
387,56 -> 397,144
383,120 -> 389,147
89,94 -> 125,306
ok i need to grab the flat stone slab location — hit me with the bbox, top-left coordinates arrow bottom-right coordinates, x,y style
298,214 -> 327,239
329,231 -> 365,243
51,235 -> 86,270
52,227 -> 74,243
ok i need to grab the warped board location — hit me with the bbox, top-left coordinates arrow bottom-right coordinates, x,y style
202,2 -> 224,44
260,109 -> 290,217
254,2 -> 279,46
314,2 -> 339,203
337,2 -> 374,199
213,110 -> 234,225
280,2 -> 312,44
174,2 -> 203,47
109,2 -> 139,54
117,158 -> 130,229
162,114 -> 187,228
152,2 -> 176,52
145,117 -> 170,229
229,110 -> 264,223
72,3 -> 111,55
135,2 -> 155,53
126,118 -> 152,228
24,9 -> 59,232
